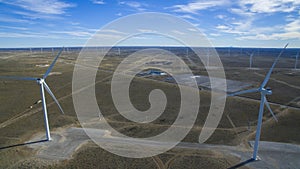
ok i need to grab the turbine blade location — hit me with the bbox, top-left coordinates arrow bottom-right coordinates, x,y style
228,88 -> 259,97
264,96 -> 278,122
43,47 -> 64,79
260,43 -> 289,88
43,82 -> 65,115
0,76 -> 37,81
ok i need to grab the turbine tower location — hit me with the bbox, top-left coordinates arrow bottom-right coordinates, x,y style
246,51 -> 255,69
206,47 -> 210,67
0,48 -> 65,141
228,43 -> 288,160
294,51 -> 299,69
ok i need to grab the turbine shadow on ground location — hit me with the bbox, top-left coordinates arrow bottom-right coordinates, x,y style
227,158 -> 256,169
0,139 -> 48,150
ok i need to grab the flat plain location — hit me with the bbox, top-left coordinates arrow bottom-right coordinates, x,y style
0,47 -> 300,169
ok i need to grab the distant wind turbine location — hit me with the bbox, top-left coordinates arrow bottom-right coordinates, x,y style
52,48 -> 54,56
185,47 -> 197,67
246,51 -> 255,69
240,47 -> 243,55
0,48 -> 65,141
228,46 -> 232,57
28,48 -> 32,57
294,51 -> 299,69
228,43 -> 288,160
206,48 -> 210,67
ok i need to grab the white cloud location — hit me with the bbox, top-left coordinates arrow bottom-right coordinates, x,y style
216,25 -> 230,30
119,1 -> 147,11
216,14 -> 226,19
0,0 -> 75,15
70,22 -> 80,25
285,19 -> 300,32
101,29 -> 126,35
223,14 -> 300,41
172,30 -> 185,35
91,0 -> 105,5
137,29 -> 157,33
130,36 -> 152,40
178,14 -> 198,21
237,0 -> 300,14
234,18 -> 300,41
210,33 -> 221,37
52,31 -> 93,37
93,33 -> 123,40
0,16 -> 31,23
237,34 -> 275,40
0,32 -> 58,38
238,31 -> 300,40
188,28 -> 197,32
229,8 -> 254,16
169,0 -> 229,14
12,10 -> 62,19
272,31 -> 300,39
0,25 -> 28,30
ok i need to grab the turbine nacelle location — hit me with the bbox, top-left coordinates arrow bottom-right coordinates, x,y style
37,78 -> 45,84
260,87 -> 272,95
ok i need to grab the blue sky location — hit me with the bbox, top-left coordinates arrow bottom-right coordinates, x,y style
0,0 -> 299,48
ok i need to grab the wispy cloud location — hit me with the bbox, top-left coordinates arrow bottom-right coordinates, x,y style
217,22 -> 283,36
285,19 -> 300,32
12,10 -> 63,20
177,14 -> 198,21
52,31 -> 93,37
0,15 -> 32,23
237,0 -> 300,14
169,0 -> 229,14
116,12 -> 122,16
137,29 -> 157,33
0,25 -> 28,30
119,1 -> 148,11
226,18 -> 300,41
91,0 -> 105,5
210,33 -> 221,37
0,0 -> 76,15
215,14 -> 226,19
0,31 -> 58,38
237,32 -> 300,40
101,29 -> 126,34
172,30 -> 185,35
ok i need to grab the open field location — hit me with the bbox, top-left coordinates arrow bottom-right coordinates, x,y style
0,47 -> 300,168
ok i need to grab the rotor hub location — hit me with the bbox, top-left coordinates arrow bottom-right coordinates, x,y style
37,78 -> 44,84
261,87 -> 272,95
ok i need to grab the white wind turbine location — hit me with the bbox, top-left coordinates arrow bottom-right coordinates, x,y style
228,43 -> 288,160
294,51 -> 299,69
0,48 -> 65,141
246,51 -> 255,69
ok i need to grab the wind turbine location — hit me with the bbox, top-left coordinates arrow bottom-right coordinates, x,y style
0,48 -> 65,141
294,51 -> 299,69
228,43 -> 288,160
206,47 -> 210,67
246,51 -> 255,69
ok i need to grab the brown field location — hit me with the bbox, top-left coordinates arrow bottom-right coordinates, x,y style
0,48 -> 299,168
